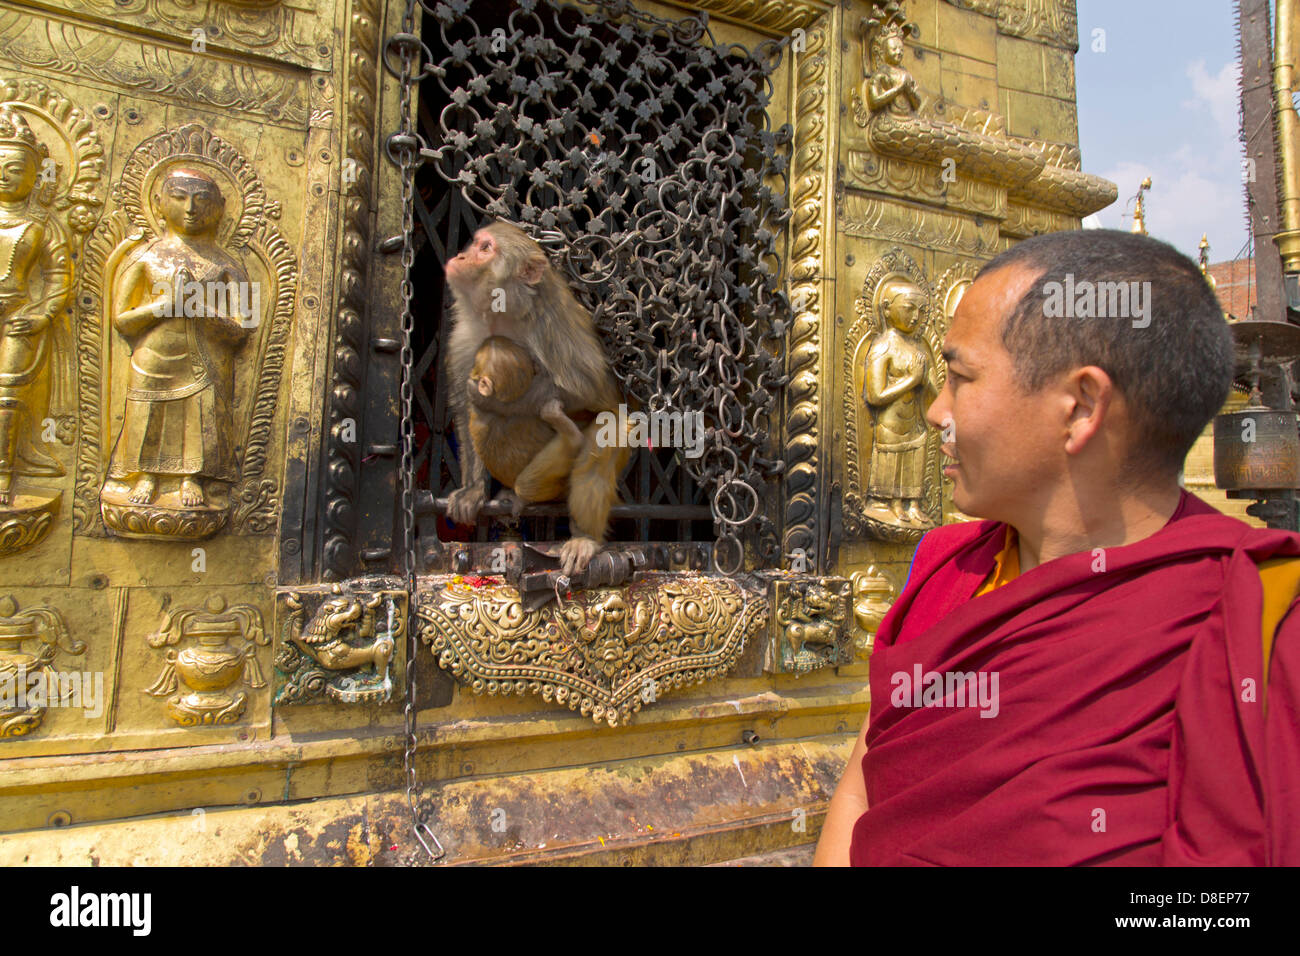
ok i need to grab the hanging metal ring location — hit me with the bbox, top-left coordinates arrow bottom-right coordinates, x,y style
711,533 -> 744,575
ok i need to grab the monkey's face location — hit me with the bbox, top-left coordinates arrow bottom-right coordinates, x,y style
445,224 -> 548,310
445,229 -> 499,292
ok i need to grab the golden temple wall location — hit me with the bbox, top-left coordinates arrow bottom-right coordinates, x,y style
0,0 -> 1114,864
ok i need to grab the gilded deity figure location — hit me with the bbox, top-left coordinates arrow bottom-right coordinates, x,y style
104,167 -> 252,512
0,107 -> 71,508
862,278 -> 933,527
861,6 -> 921,118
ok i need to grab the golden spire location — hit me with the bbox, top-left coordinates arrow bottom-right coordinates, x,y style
1130,177 -> 1152,234
1199,233 -> 1218,291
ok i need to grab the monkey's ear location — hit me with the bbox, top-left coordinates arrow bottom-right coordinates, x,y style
518,255 -> 546,286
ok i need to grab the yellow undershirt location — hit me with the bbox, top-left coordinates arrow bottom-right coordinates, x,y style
975,525 -> 1300,675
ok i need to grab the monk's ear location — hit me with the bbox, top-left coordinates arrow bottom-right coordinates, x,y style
1063,365 -> 1113,456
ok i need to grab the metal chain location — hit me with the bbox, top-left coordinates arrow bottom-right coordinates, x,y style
394,0 -> 443,864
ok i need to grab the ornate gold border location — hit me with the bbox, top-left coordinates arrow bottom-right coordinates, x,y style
683,0 -> 828,32
320,0 -> 380,580
782,11 -> 832,566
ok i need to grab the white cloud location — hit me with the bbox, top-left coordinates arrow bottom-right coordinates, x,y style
1081,59 -> 1246,259
1093,158 -> 1243,260
1183,58 -> 1240,140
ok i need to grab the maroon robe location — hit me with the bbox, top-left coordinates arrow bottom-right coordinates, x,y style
850,491 -> 1300,865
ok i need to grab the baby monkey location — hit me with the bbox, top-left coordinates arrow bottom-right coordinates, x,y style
467,336 -> 587,513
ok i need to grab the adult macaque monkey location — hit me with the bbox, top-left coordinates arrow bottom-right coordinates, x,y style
444,221 -> 627,575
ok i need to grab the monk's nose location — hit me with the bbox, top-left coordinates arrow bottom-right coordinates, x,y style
926,384 -> 950,429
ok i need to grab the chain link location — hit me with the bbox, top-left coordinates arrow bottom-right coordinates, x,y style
394,0 -> 443,864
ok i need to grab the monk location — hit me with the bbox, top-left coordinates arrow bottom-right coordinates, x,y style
815,229 -> 1300,866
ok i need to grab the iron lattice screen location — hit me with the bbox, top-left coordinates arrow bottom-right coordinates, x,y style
405,0 -> 792,568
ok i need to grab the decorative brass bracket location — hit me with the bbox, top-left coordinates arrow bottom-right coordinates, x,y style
273,583 -> 405,706
417,573 -> 769,727
417,568 -> 862,724
764,575 -> 853,674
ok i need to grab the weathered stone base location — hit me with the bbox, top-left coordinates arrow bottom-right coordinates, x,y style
0,736 -> 850,866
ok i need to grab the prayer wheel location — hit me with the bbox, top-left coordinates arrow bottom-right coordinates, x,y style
1213,408 -> 1300,490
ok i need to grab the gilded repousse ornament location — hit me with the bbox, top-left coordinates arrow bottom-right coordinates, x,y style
862,277 -> 934,528
81,124 -> 296,539
274,586 -> 403,705
0,80 -> 104,556
767,576 -> 852,674
853,2 -> 1044,187
850,566 -> 896,659
418,574 -> 766,727
844,248 -> 945,542
0,594 -> 85,738
100,166 -> 252,532
144,595 -> 268,727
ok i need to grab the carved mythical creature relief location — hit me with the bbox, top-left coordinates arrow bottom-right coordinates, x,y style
274,586 -> 404,706
144,595 -> 268,726
0,79 -> 104,556
767,577 -> 852,674
843,248 -> 945,542
78,124 -> 297,540
0,594 -> 85,738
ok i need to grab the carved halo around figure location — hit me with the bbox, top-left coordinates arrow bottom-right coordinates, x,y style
842,248 -> 945,543
933,260 -> 980,523
0,78 -> 104,557
84,123 -> 293,541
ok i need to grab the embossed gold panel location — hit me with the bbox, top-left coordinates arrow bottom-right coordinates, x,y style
832,0 -> 1115,609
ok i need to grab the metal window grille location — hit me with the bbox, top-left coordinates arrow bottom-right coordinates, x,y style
407,0 -> 792,569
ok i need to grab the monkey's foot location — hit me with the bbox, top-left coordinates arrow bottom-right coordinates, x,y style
493,489 -> 527,518
128,474 -> 156,504
447,486 -> 486,525
179,477 -> 205,507
559,535 -> 601,577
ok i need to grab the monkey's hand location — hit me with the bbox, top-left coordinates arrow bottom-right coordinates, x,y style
447,485 -> 486,525
493,489 -> 527,518
560,535 -> 601,577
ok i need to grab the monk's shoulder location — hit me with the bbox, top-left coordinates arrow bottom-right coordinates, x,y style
914,519 -> 1000,567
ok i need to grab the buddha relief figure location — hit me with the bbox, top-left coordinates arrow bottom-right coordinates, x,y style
861,277 -> 935,529
860,4 -> 921,118
100,167 -> 253,534
852,2 -> 1046,187
0,107 -> 71,510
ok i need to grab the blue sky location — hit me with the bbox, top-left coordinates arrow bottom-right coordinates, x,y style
1075,0 -> 1244,262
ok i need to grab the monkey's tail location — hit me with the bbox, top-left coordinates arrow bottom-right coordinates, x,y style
568,421 -> 629,544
